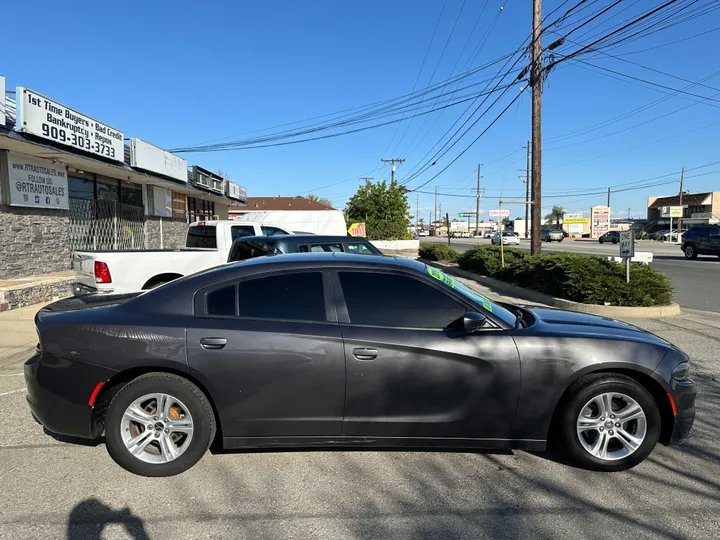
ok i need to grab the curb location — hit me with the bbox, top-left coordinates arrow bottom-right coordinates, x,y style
422,260 -> 681,319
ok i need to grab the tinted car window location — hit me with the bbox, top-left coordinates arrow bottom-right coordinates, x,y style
346,242 -> 379,255
227,239 -> 278,262
186,225 -> 217,248
238,272 -> 326,322
231,225 -> 256,241
206,284 -> 236,316
339,272 -> 466,328
261,226 -> 287,236
309,243 -> 343,253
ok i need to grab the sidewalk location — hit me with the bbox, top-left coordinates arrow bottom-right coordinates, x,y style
0,303 -> 46,372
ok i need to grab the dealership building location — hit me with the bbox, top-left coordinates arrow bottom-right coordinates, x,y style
647,191 -> 720,229
0,75 -> 246,286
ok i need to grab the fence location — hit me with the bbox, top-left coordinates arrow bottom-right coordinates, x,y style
69,198 -> 146,251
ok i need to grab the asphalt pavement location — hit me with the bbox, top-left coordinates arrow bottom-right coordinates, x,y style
1,296 -> 719,539
425,237 -> 720,312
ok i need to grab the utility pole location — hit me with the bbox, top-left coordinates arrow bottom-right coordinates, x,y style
381,158 -> 405,183
627,207 -> 630,220
678,167 -> 685,233
525,142 -> 530,238
475,164 -> 481,237
607,187 -> 611,208
446,212 -> 451,247
359,177 -> 374,185
530,0 -> 543,255
416,194 -> 419,230
434,186 -> 438,224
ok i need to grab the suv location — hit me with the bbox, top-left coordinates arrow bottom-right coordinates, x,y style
541,229 -> 564,242
680,225 -> 720,259
228,235 -> 382,262
598,231 -> 620,244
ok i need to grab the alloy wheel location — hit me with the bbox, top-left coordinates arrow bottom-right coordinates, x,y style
120,393 -> 194,464
576,392 -> 647,461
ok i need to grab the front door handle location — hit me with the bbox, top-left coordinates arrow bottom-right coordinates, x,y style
200,337 -> 227,350
352,347 -> 379,360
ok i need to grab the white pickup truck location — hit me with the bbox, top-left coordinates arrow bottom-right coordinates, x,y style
72,220 -> 293,295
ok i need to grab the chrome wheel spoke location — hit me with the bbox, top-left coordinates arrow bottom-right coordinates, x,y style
617,404 -> 644,423
615,428 -> 643,452
155,394 -> 169,419
158,433 -> 179,462
124,404 -> 152,425
577,418 -> 602,432
128,431 -> 154,456
590,431 -> 611,459
168,418 -> 193,435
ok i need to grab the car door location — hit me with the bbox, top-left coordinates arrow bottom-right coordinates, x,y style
186,270 -> 346,438
708,227 -> 720,254
333,270 -> 520,440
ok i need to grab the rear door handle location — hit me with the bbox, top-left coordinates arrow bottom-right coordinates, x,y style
352,347 -> 379,360
200,337 -> 227,350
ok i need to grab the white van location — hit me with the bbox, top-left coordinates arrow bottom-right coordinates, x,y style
232,210 -> 347,236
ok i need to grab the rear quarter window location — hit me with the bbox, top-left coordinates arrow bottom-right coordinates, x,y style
187,226 -> 217,248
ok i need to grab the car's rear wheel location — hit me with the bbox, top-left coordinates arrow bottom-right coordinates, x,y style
599,239 -> 604,244
612,238 -> 618,244
104,373 -> 215,477
559,374 -> 660,471
684,244 -> 698,259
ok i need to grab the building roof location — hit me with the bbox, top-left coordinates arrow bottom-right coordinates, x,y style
240,196 -> 334,211
650,192 -> 714,208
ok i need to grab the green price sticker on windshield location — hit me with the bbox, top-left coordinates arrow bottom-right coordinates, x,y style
427,267 -> 455,288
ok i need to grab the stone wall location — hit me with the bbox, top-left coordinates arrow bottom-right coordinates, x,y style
0,279 -> 74,311
0,205 -> 71,279
144,217 -> 187,249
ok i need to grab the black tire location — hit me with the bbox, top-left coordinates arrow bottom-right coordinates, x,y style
558,374 -> 660,472
558,238 -> 564,242
612,238 -> 618,244
684,244 -> 698,259
104,373 -> 216,477
599,239 -> 603,244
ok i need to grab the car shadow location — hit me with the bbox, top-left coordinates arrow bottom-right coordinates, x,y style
43,427 -> 105,447
66,498 -> 148,540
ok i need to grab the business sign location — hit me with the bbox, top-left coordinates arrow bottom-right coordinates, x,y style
348,222 -> 366,237
568,223 -> 584,235
4,152 -> 68,209
489,209 -> 510,218
564,217 -> 589,224
619,230 -> 635,258
661,206 -> 683,218
0,75 -> 5,126
591,205 -> 610,238
225,181 -> 248,203
16,87 -> 124,162
130,138 -> 188,182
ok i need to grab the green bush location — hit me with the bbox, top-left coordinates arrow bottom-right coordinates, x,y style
457,245 -> 530,276
419,242 -> 459,262
366,218 -> 409,241
457,247 -> 672,307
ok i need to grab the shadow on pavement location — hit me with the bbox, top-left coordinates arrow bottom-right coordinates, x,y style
67,498 -> 148,540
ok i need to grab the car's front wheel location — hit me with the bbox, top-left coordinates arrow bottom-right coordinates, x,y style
558,374 -> 660,471
684,244 -> 698,259
104,373 -> 216,477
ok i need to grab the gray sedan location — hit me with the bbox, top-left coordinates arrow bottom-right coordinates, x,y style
25,254 -> 695,476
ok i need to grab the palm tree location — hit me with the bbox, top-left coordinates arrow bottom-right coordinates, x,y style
306,194 -> 333,208
544,205 -> 565,229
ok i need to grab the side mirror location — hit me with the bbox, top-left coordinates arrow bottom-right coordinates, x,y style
462,312 -> 486,332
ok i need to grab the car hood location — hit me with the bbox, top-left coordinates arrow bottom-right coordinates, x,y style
524,306 -> 670,346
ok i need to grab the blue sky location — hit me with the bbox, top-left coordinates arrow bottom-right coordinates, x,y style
2,0 -> 719,221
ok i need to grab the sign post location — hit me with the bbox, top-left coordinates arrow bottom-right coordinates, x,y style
619,230 -> 635,283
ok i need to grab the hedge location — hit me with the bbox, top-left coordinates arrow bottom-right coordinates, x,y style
419,242 -> 459,262
457,245 -> 672,307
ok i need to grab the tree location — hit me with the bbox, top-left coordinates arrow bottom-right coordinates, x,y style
418,218 -> 425,228
215,169 -> 231,180
305,194 -> 333,208
544,205 -> 566,228
345,179 -> 411,240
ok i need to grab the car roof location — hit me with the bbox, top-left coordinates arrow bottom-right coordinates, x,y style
232,234 -> 365,244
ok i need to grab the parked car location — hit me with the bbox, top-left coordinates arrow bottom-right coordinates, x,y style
598,231 -> 620,244
663,229 -> 687,242
26,254 -> 695,476
228,235 -> 382,262
72,220 -> 293,296
681,224 -> 720,259
417,229 -> 430,237
541,229 -> 564,242
231,209 -> 347,236
490,231 -> 520,246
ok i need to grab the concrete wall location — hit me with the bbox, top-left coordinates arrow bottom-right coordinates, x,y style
0,205 -> 71,279
144,217 -> 187,249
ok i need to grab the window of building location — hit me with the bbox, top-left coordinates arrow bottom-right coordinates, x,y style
120,180 -> 143,207
188,197 -> 216,222
67,172 -> 143,208
237,272 -> 326,322
68,176 -> 95,200
338,272 -> 466,329
172,192 -> 187,219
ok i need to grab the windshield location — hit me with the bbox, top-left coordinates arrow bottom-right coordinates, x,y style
425,267 -> 517,327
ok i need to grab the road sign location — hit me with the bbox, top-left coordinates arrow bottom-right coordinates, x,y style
348,222 -> 366,237
458,212 -> 477,218
661,206 -> 683,218
620,230 -> 634,258
489,209 -> 510,218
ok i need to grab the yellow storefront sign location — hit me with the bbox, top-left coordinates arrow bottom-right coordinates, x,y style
564,217 -> 589,224
348,222 -> 366,237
